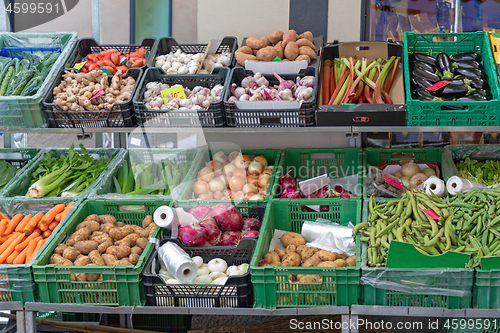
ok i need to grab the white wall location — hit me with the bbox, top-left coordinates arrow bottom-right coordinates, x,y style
327,0 -> 362,42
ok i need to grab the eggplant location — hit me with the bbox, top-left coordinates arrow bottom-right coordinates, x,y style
455,68 -> 485,79
454,76 -> 488,89
412,61 -> 436,73
473,89 -> 490,98
412,88 -> 434,99
441,105 -> 468,110
412,76 -> 433,89
445,79 -> 466,86
456,94 -> 488,101
437,53 -> 452,73
451,52 -> 481,62
418,96 -> 435,101
413,66 -> 440,83
453,60 -> 481,70
440,84 -> 470,97
411,53 -> 437,66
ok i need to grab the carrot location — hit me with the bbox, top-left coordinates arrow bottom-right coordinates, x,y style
0,233 -> 24,264
4,214 -> 23,236
0,219 -> 8,236
15,232 -> 41,251
0,232 -> 21,254
0,236 -> 7,245
60,203 -> 74,222
24,213 -> 44,235
13,246 -> 28,265
25,239 -> 38,264
0,212 -> 10,223
27,239 -> 45,264
54,213 -> 62,223
33,227 -> 42,235
38,220 -> 48,231
48,221 -> 58,231
15,215 -> 31,233
6,250 -> 20,264
322,60 -> 331,105
42,230 -> 52,238
41,204 -> 65,226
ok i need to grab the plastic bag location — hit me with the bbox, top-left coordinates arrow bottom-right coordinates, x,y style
365,165 -> 406,198
302,219 -> 356,256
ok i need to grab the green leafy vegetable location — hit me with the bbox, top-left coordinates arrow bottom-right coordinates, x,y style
0,160 -> 18,189
456,157 -> 500,186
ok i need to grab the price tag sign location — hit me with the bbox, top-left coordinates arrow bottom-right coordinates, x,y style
73,61 -> 86,70
91,88 -> 104,99
383,174 -> 405,190
421,208 -> 440,220
426,80 -> 450,91
161,85 -> 187,104
272,57 -> 282,62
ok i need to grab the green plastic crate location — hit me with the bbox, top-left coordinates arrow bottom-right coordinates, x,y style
250,200 -> 361,309
105,313 -> 191,333
441,144 -> 500,183
0,32 -> 78,128
91,148 -> 202,200
0,148 -> 43,196
32,198 -> 168,306
474,269 -> 500,309
179,148 -> 281,204
0,198 -> 80,304
359,198 -> 474,309
363,147 -> 443,199
2,148 -> 125,205
404,32 -> 500,127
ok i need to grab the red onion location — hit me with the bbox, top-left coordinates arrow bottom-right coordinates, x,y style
279,169 -> 298,197
242,218 -> 261,232
213,203 -> 244,231
218,231 -> 242,246
315,186 -> 328,198
242,230 -> 259,238
189,205 -> 213,221
200,217 -> 221,245
178,223 -> 209,246
281,187 -> 300,199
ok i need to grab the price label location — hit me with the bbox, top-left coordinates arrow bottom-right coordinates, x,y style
161,85 -> 187,104
383,174 -> 405,190
426,80 -> 450,91
421,208 -> 440,220
272,57 -> 282,62
91,88 -> 104,99
73,61 -> 86,70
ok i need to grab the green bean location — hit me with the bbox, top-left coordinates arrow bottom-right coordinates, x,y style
456,219 -> 463,230
454,210 -> 465,219
353,222 -> 369,236
426,244 -> 441,255
370,228 -> 376,247
482,229 -> 489,247
360,236 -> 369,242
424,227 -> 444,247
396,224 -> 405,242
445,217 -> 458,246
376,220 -> 398,238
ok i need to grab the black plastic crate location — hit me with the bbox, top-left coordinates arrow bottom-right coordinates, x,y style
43,68 -> 141,128
132,67 -> 230,127
66,38 -> 156,70
146,37 -> 238,69
143,238 -> 255,308
224,67 -> 317,127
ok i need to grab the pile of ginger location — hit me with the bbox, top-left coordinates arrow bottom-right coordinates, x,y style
53,69 -> 136,111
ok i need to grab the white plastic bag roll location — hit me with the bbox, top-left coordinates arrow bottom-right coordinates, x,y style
418,176 -> 446,197
158,241 -> 197,283
446,176 -> 487,195
153,206 -> 197,229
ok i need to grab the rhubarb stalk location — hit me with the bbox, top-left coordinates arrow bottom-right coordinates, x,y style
374,56 -> 396,104
322,60 -> 331,105
384,57 -> 400,94
328,69 -> 349,104
337,61 -> 376,105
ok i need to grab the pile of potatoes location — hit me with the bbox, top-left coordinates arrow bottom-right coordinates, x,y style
49,214 -> 158,282
235,30 -> 316,66
263,232 -> 356,284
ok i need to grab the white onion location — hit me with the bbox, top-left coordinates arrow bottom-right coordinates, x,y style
401,161 -> 420,178
211,277 -> 228,285
410,173 -> 428,189
192,275 -> 212,284
192,256 -> 203,268
400,177 -> 411,188
422,168 -> 437,177
209,271 -> 227,280
165,278 -> 180,284
247,161 -> 264,175
225,265 -> 240,276
208,178 -> 224,192
196,266 -> 210,277
208,258 -> 228,273
238,263 -> 249,273
228,270 -> 245,277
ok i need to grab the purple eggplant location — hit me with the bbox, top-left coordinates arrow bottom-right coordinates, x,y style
411,61 -> 436,73
412,76 -> 433,89
451,52 -> 481,62
411,53 -> 437,66
412,88 -> 434,99
453,60 -> 481,70
456,94 -> 488,101
455,68 -> 484,79
413,67 -> 440,83
437,53 -> 452,74
440,84 -> 470,97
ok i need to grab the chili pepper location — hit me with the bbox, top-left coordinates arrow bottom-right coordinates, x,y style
411,53 -> 437,66
412,61 -> 436,73
413,67 -> 441,83
455,68 -> 485,79
451,52 -> 481,62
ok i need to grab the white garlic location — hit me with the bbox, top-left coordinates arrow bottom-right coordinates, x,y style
166,68 -> 177,74
178,66 -> 188,75
188,66 -> 198,74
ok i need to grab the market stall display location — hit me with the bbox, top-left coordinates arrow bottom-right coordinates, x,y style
0,148 -> 43,196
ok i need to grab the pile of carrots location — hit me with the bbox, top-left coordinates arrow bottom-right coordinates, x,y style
79,47 -> 148,75
0,203 -> 73,265
321,56 -> 400,105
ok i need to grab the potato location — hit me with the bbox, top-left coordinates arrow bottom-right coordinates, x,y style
280,232 -> 305,248
70,273 -> 77,281
274,41 -> 284,60
237,46 -> 253,55
101,223 -> 115,234
92,234 -> 113,244
73,240 -> 98,255
298,275 -> 322,283
303,256 -> 322,267
91,231 -> 105,238
66,228 -> 91,246
86,264 -> 102,282
295,55 -> 311,65
346,255 -> 356,267
148,228 -> 156,238
261,36 -> 271,47
295,38 -> 316,50
141,215 -> 152,229
89,250 -> 106,266
284,42 -> 299,61
62,247 -> 80,262
317,250 -> 338,262
83,214 -> 99,223
116,233 -> 140,248
274,248 -> 286,260
253,49 -> 259,56
269,30 -> 284,45
235,52 -> 257,66
298,46 -> 316,60
285,245 -> 296,254
130,225 -> 143,233
282,29 -> 297,47
246,37 -> 266,50
332,259 -> 347,267
115,258 -> 132,266
75,220 -> 100,233
98,241 -> 113,254
75,273 -> 87,282
131,246 -> 142,256
264,251 -> 280,264
318,261 -> 344,268
102,253 -> 117,266
129,253 -> 140,265
99,215 -> 117,224
74,256 -> 91,266
54,244 -> 68,255
281,252 -> 301,267
256,46 -> 278,62
298,31 -> 314,43
109,225 -> 134,240
106,246 -> 131,260
139,229 -> 150,238
50,254 -> 73,265
338,254 -> 348,260
115,222 -> 126,228
136,238 -> 148,250
299,247 -> 318,262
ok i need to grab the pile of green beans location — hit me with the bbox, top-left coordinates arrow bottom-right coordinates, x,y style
353,188 -> 500,268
